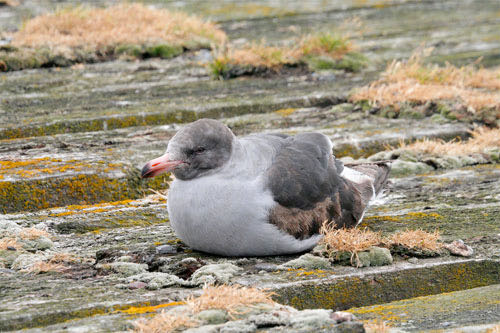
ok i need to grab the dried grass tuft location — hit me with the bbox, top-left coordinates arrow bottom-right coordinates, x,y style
24,261 -> 66,274
133,284 -> 275,332
399,127 -> 500,156
13,4 -> 226,51
486,324 -> 500,333
211,32 -> 359,75
385,229 -> 442,251
320,226 -> 382,257
0,237 -> 20,250
351,47 -> 500,112
49,252 -> 76,264
364,320 -> 392,333
186,284 -> 276,317
18,227 -> 50,240
133,314 -> 197,333
224,43 -> 301,68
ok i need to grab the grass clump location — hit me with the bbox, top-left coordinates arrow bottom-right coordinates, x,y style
13,4 -> 225,50
320,226 -> 382,258
133,314 -> 197,333
399,127 -> 500,156
351,48 -> 500,119
24,261 -> 66,274
133,285 -> 276,332
18,227 -> 50,240
364,320 -> 392,333
385,229 -> 442,252
1,4 -> 226,71
0,237 -> 20,250
186,284 -> 275,317
210,32 -> 367,79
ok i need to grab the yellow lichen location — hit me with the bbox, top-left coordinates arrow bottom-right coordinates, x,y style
116,302 -> 185,315
275,108 -> 297,117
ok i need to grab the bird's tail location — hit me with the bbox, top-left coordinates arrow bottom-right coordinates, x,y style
345,161 -> 392,196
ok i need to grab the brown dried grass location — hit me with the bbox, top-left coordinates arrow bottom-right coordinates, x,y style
320,226 -> 382,256
225,43 -> 301,68
351,48 -> 500,112
364,320 -> 392,333
49,252 -> 76,264
385,229 -> 442,251
217,32 -> 354,69
13,4 -> 226,51
186,284 -> 276,317
399,127 -> 500,156
486,324 -> 500,333
0,237 -> 20,250
18,227 -> 50,240
133,314 -> 197,333
24,261 -> 65,274
133,285 -> 275,332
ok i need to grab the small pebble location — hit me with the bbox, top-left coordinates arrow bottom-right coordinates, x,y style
156,245 -> 177,255
330,311 -> 356,323
445,239 -> 474,257
408,257 -> 418,264
128,281 -> 147,290
6,246 -> 16,251
254,263 -> 278,272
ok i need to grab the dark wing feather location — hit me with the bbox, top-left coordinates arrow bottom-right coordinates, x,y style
265,133 -> 388,239
266,133 -> 341,210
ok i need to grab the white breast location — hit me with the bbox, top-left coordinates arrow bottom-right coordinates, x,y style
167,174 -> 320,256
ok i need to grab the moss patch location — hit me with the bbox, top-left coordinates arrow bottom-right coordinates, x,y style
0,170 -> 169,214
273,260 -> 500,311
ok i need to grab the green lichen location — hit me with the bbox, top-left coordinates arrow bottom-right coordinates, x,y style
0,170 -> 169,214
273,260 -> 500,311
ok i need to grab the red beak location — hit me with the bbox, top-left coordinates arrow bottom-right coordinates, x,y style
141,154 -> 184,178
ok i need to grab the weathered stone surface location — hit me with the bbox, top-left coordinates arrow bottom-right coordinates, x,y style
349,284 -> 500,331
1,0 -> 500,331
445,239 -> 474,257
278,253 -> 332,270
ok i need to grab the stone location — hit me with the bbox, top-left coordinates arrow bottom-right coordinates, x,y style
247,309 -> 291,327
408,257 -> 419,264
156,244 -> 177,254
254,263 -> 278,272
368,247 -> 393,266
116,255 -> 133,262
21,237 -> 53,252
390,160 -> 433,176
190,263 -> 242,285
0,249 -> 20,268
195,309 -> 229,325
445,240 -> 474,257
125,272 -> 185,289
160,257 -> 204,279
335,321 -> 366,333
128,281 -> 147,290
278,254 -> 331,270
331,311 -> 357,323
10,253 -> 47,271
289,309 -> 335,330
352,247 -> 392,267
96,262 -> 148,277
218,320 -> 257,333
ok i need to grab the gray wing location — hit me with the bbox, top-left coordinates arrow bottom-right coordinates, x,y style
265,132 -> 387,239
266,132 -> 341,210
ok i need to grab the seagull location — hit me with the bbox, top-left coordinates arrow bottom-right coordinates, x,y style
141,119 -> 390,256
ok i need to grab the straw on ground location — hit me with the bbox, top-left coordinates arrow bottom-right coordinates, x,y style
350,48 -> 500,112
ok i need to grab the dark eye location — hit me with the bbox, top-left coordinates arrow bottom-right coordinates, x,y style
194,147 -> 206,154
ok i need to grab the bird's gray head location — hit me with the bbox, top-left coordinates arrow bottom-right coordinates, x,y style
141,119 -> 234,180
